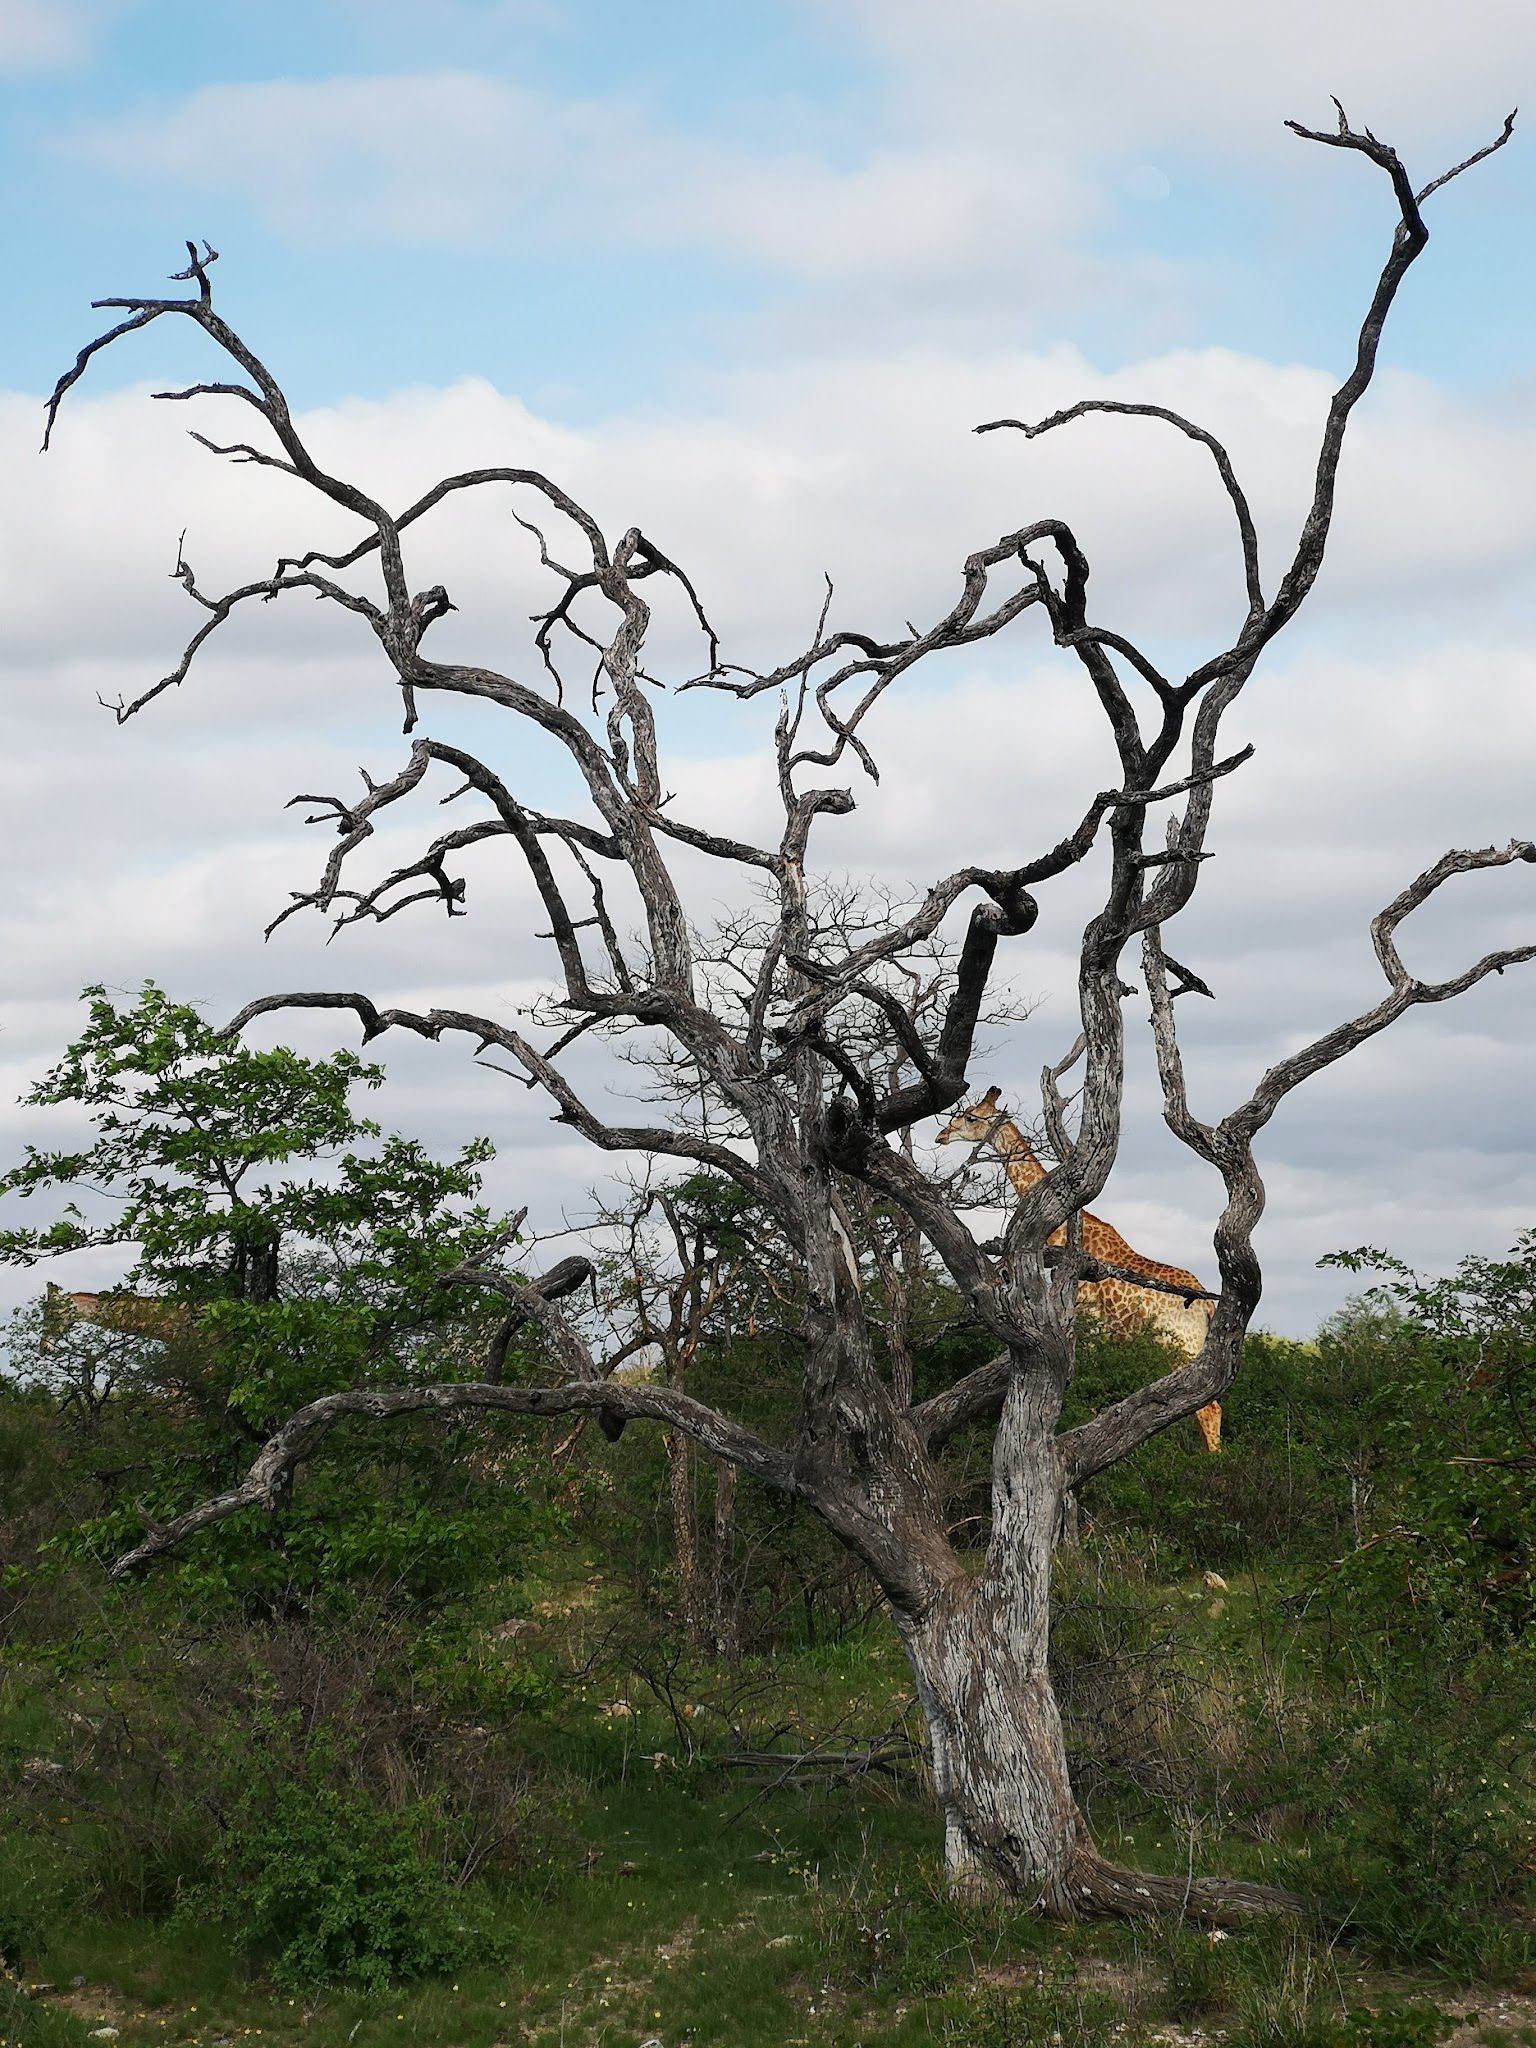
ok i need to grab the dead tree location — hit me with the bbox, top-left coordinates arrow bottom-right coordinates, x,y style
44,110 -> 1530,1923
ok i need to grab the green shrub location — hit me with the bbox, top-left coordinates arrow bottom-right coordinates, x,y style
1226,1994 -> 1456,2048
195,1778 -> 499,1992
0,1891 -> 46,1975
1301,1652 -> 1534,1973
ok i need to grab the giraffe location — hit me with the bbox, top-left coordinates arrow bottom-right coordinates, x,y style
937,1089 -> 1222,1453
40,1281 -> 192,1352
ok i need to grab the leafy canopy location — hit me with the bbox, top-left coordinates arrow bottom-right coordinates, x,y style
0,981 -> 502,1325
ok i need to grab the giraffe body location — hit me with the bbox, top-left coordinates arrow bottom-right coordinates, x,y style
41,1281 -> 191,1351
938,1091 -> 1222,1453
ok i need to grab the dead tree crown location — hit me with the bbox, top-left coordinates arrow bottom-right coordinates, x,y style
37,108 -> 1530,1602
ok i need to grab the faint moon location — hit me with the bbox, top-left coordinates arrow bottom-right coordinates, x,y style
1124,165 -> 1172,202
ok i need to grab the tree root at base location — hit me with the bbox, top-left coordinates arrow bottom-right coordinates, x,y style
1055,1840 -> 1312,1927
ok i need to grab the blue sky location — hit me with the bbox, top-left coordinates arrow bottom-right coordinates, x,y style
6,0 -> 1533,417
2,0 -> 1535,1333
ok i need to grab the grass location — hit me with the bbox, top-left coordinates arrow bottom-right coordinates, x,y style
3,1542 -> 1531,2047
4,1884 -> 1506,2048
10,1775 -> 978,2046
3,1706 -> 1520,2048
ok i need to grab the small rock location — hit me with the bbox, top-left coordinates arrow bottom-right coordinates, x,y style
1202,1571 -> 1229,1592
1208,1598 -> 1226,1617
71,1974 -> 88,1988
618,1858 -> 639,1875
89,2030 -> 120,2042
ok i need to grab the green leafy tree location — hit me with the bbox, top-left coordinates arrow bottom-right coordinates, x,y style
0,983 -> 542,1603
6,981 -> 408,1300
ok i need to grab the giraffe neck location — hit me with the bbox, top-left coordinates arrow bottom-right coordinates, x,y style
986,1119 -> 1048,1199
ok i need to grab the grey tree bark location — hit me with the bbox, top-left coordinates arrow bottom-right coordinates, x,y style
44,108 -> 1527,1925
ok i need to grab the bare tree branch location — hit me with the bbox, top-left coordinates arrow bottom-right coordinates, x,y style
977,400 -> 1265,622
111,1375 -> 801,1579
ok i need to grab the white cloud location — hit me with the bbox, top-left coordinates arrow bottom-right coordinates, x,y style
828,0 -> 1532,165
71,71 -> 1097,286
0,0 -> 118,71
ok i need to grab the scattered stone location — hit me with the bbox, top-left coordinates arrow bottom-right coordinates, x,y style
1202,1571 -> 1229,1591
88,2030 -> 119,2042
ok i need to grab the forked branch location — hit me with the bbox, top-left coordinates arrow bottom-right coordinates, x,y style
1064,839 -> 1536,1485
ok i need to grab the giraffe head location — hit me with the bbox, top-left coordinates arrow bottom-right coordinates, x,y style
936,1086 -> 1003,1146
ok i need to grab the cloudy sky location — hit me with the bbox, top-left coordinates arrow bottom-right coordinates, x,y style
2,0 -> 1534,1334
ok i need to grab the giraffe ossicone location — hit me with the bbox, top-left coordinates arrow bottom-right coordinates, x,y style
937,1088 -> 1222,1453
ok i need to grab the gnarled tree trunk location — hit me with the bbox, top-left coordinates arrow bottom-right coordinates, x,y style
711,1459 -> 738,1658
899,1375 -> 1306,1923
901,1561 -> 1080,1906
898,1376 -> 1079,1902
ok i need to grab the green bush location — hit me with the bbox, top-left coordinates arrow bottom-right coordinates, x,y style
196,1777 -> 498,1992
1226,1993 -> 1456,2048
1300,1640 -> 1534,1973
0,1892 -> 46,1975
